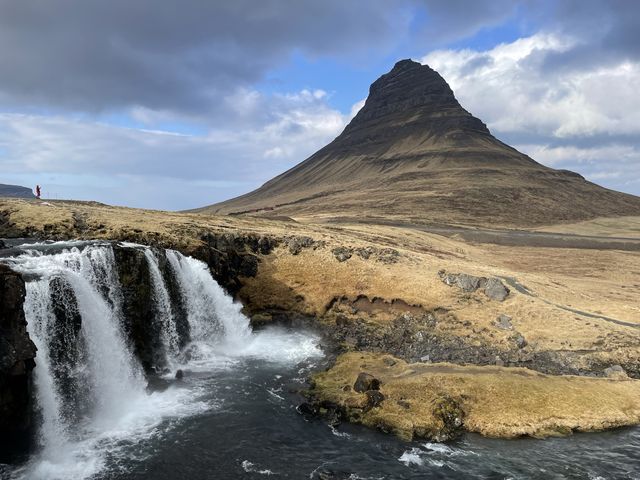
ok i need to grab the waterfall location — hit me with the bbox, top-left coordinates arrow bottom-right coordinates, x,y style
7,245 -> 146,445
166,250 -> 251,349
0,240 -> 279,480
143,249 -> 180,359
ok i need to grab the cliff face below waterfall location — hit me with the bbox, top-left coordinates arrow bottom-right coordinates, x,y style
0,263 -> 36,457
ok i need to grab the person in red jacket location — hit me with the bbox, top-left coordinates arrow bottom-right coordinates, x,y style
35,185 -> 41,199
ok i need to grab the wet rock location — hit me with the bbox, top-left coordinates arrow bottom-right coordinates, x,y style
484,278 -> 510,301
175,369 -> 184,380
604,365 -> 628,379
365,390 -> 385,408
332,247 -> 353,262
495,314 -> 513,330
297,402 -> 318,416
431,395 -> 464,442
0,264 -> 37,459
0,239 -> 6,249
354,372 -> 380,392
113,245 -> 166,373
250,312 -> 273,326
197,231 -> 276,296
238,254 -> 259,277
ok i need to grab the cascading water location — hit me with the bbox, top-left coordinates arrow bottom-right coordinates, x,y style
165,250 -> 252,362
142,249 -> 180,360
2,243 -> 150,479
1,241 -> 322,480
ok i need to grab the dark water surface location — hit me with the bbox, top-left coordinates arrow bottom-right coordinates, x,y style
90,341 -> 639,480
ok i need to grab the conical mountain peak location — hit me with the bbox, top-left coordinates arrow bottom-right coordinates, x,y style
200,60 -> 640,226
342,59 -> 489,138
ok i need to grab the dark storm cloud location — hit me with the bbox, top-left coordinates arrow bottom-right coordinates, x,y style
528,0 -> 640,73
0,0 -> 413,114
419,0 -> 519,44
0,0 -> 598,117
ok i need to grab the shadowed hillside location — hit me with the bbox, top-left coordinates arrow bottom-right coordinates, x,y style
198,60 -> 640,227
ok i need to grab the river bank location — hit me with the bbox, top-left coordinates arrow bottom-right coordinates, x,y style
1,198 -> 640,449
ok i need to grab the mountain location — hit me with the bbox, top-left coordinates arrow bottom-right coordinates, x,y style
0,184 -> 35,199
197,59 -> 640,227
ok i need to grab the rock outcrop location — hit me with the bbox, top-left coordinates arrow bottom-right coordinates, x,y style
0,264 -> 36,459
439,270 -> 510,301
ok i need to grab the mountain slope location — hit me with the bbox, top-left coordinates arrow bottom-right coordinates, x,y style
0,184 -> 35,199
197,59 -> 640,227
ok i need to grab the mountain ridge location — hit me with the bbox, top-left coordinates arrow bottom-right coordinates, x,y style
197,59 -> 640,227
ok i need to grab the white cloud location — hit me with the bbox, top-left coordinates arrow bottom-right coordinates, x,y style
421,33 -> 640,195
0,88 -> 349,210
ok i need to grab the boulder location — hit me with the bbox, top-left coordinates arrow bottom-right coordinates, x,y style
430,395 -> 464,442
354,372 -> 380,392
512,333 -> 527,349
484,278 -> 510,301
285,236 -> 314,255
456,273 -> 482,292
439,271 -> 510,301
604,365 -> 628,379
365,390 -> 385,408
332,247 -> 353,262
495,314 -> 513,330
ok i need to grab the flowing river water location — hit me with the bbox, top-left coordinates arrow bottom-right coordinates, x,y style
0,241 -> 638,480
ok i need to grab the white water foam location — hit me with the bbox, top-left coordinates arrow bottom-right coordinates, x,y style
2,242 -> 323,480
143,248 -> 180,359
3,244 -> 211,479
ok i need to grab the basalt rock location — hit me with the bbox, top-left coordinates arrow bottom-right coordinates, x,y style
195,232 -> 278,295
439,270 -> 510,301
327,310 -> 629,377
113,245 -> 166,373
353,372 -> 380,392
604,365 -> 629,379
48,276 -> 87,423
0,264 -> 37,459
332,247 -> 353,262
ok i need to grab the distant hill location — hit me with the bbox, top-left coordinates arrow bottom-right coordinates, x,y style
0,184 -> 35,199
196,59 -> 640,227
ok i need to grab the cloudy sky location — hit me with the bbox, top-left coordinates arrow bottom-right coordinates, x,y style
1,0 -> 638,210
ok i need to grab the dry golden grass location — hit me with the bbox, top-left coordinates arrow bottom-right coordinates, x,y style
313,352 -> 640,440
4,197 -> 640,438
